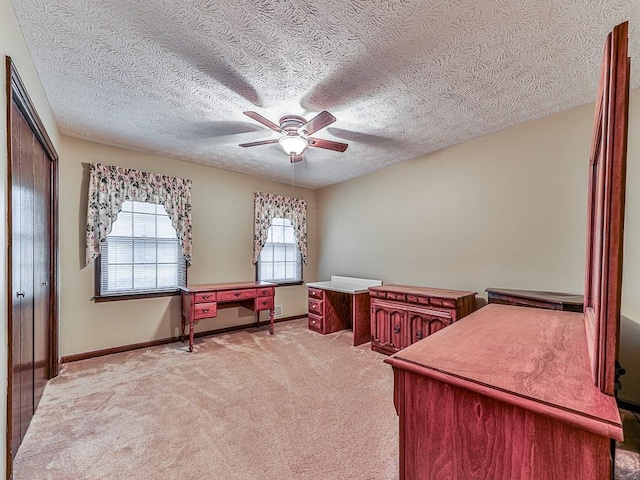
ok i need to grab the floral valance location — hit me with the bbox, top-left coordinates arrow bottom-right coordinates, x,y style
253,192 -> 307,264
86,163 -> 192,266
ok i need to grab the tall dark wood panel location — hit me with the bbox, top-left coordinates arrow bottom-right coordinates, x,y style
6,57 -> 58,473
32,116 -> 51,407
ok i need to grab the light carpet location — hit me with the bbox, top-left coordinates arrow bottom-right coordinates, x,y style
13,318 -> 640,479
14,319 -> 398,480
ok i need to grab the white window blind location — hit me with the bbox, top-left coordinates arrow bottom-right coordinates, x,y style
257,217 -> 302,284
99,200 -> 186,295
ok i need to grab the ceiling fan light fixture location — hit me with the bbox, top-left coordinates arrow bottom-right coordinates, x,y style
279,135 -> 308,155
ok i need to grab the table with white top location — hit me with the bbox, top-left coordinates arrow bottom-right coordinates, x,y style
306,276 -> 382,346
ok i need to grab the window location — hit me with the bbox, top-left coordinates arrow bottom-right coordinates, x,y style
257,217 -> 302,284
98,200 -> 186,297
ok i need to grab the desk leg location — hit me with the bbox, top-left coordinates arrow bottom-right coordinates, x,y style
352,293 -> 371,347
269,308 -> 274,335
189,317 -> 194,352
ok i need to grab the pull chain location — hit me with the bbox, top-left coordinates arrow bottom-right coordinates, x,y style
291,158 -> 295,198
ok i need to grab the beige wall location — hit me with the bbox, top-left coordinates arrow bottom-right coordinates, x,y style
1,0 -> 61,475
316,89 -> 640,404
59,137 -> 316,357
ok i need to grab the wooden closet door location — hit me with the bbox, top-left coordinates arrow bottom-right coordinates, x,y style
32,127 -> 51,409
7,58 -> 59,476
10,100 -> 36,454
9,100 -> 24,459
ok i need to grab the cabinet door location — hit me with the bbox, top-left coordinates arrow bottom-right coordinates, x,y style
408,310 -> 452,345
427,315 -> 452,336
409,311 -> 429,344
389,309 -> 407,349
372,304 -> 392,349
372,303 -> 406,352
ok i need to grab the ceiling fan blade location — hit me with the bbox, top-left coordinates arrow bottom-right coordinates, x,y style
308,137 -> 349,152
239,139 -> 280,147
243,111 -> 282,133
298,111 -> 336,136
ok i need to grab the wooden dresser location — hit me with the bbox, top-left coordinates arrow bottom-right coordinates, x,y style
384,22 -> 628,479
180,281 -> 275,352
486,287 -> 584,312
385,305 -> 623,479
368,285 -> 476,355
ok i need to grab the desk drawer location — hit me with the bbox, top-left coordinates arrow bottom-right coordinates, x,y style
255,296 -> 274,311
194,302 -> 217,319
217,288 -> 257,302
308,288 -> 324,300
195,292 -> 216,303
308,298 -> 323,316
308,313 -> 323,332
257,286 -> 274,297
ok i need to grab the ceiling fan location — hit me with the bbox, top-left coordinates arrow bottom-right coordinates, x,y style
239,110 -> 348,162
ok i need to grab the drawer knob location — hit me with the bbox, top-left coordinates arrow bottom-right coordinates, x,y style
234,292 -> 241,297
312,319 -> 316,324
203,295 -> 210,300
416,331 -> 423,340
262,301 -> 267,306
394,325 -> 401,334
202,308 -> 209,313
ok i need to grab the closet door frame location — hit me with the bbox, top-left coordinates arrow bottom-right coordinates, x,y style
5,56 -> 59,476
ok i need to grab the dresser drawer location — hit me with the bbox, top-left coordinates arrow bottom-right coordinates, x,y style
387,292 -> 406,302
255,296 -> 274,311
194,302 -> 217,319
308,313 -> 323,332
256,286 -> 274,297
308,288 -> 324,300
430,298 -> 456,308
308,298 -> 323,316
369,290 -> 386,299
195,292 -> 216,303
416,296 -> 430,305
217,288 -> 257,302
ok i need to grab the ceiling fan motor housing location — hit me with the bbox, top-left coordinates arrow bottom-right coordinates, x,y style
279,115 -> 307,135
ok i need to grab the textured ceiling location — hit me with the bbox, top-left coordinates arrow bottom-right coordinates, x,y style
12,0 -> 640,189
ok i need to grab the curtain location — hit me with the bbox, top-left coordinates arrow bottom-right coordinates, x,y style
253,192 -> 307,264
86,163 -> 192,266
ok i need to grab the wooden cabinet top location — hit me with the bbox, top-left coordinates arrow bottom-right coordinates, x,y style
385,303 -> 622,440
180,281 -> 275,294
369,284 -> 476,300
486,287 -> 584,309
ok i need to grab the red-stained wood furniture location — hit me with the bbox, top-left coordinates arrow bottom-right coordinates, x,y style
368,285 -> 476,355
486,287 -> 584,312
307,276 -> 382,346
180,281 -> 275,352
384,22 -> 629,480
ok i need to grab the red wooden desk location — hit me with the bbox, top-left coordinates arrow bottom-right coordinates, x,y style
180,281 -> 275,352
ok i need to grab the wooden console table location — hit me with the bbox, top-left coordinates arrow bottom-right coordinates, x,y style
306,276 -> 382,346
180,281 -> 275,352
